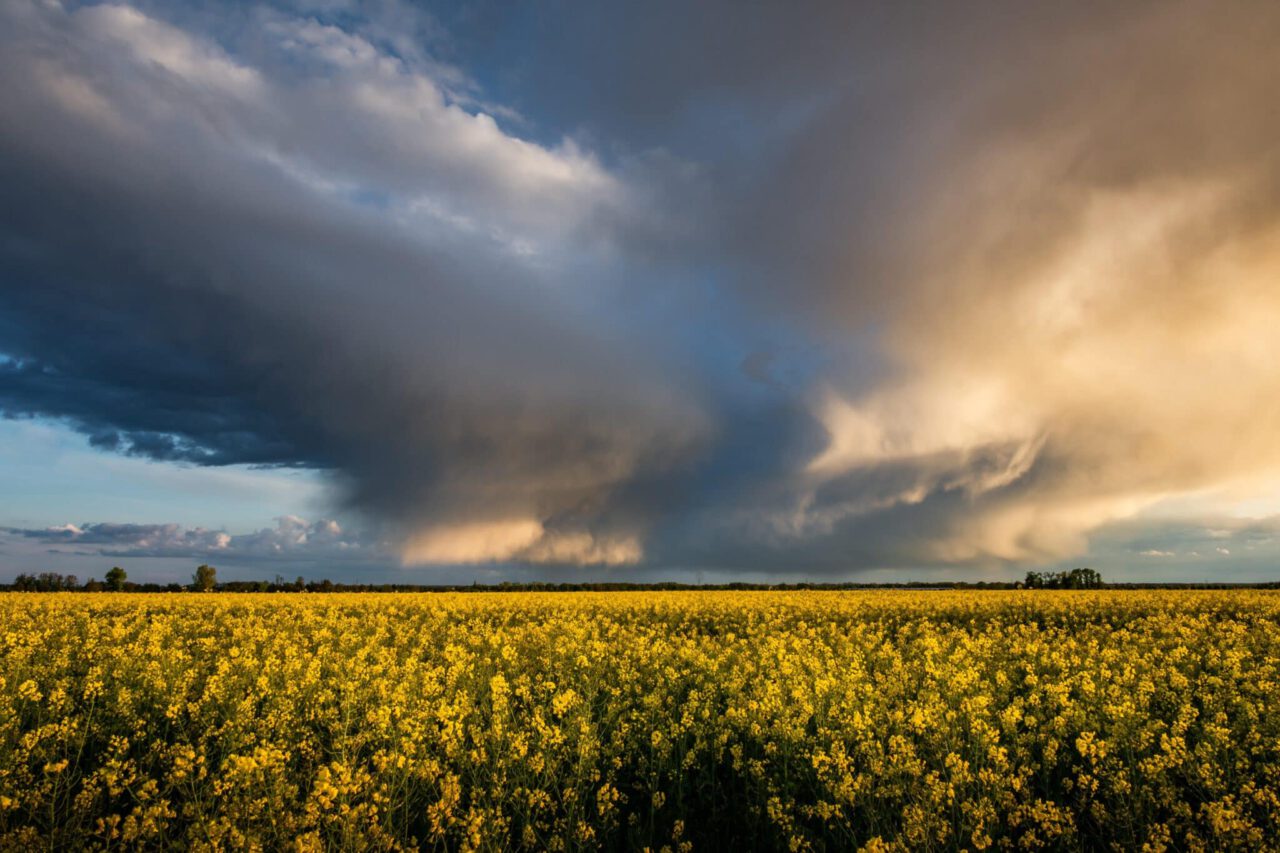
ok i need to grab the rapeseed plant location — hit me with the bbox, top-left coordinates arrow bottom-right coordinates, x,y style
0,591 -> 1278,850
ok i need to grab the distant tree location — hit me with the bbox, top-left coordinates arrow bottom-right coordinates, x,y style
1066,567 -> 1103,589
105,566 -> 127,592
1025,568 -> 1103,590
16,572 -> 79,592
193,564 -> 217,592
84,577 -> 103,592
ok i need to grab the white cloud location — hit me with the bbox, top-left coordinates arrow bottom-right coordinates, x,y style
78,4 -> 262,97
18,1 -> 618,255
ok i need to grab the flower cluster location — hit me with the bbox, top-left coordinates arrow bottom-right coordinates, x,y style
1,591 -> 1278,850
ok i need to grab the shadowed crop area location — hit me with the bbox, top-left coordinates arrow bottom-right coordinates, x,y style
2,591 -> 1279,851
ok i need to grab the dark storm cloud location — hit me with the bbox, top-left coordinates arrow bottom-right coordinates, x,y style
0,0 -> 723,566
5,0 -> 1280,573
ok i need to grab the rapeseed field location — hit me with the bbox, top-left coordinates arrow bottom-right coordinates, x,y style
1,591 -> 1278,850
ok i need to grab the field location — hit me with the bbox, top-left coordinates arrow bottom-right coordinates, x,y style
2,592 -> 1279,851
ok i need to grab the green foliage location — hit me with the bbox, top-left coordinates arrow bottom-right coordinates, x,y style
8,572 -> 79,592
193,564 -> 217,592
104,566 -> 127,592
1025,568 -> 1104,589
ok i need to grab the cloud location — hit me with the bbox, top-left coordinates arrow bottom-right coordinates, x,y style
401,519 -> 640,566
0,0 -> 711,566
792,62 -> 1280,565
4,1 -> 1280,573
631,1 -> 1280,570
4,516 -> 377,561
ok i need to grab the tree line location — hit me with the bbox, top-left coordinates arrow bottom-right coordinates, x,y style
1023,568 -> 1104,589
5,567 -> 1035,593
6,565 -> 1277,593
9,564 -> 220,593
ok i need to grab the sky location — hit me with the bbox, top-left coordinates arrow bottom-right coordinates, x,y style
3,0 -> 1280,584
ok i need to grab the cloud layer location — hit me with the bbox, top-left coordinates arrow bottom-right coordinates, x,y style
4,1 -> 1280,573
5,516 -> 372,562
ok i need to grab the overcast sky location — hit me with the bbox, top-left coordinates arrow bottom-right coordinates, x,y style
3,0 -> 1280,584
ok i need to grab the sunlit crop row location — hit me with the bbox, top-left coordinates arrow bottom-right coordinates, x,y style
2,591 -> 1279,850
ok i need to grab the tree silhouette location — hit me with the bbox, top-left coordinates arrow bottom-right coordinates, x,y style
193,564 -> 217,592
1024,568 -> 1103,589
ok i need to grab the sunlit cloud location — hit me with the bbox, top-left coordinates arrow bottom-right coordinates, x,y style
402,519 -> 641,566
